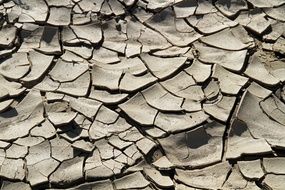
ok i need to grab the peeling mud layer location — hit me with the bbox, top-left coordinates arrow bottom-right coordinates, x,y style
0,0 -> 285,189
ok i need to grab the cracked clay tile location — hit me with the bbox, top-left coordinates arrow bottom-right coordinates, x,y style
153,46 -> 190,57
145,0 -> 175,10
119,72 -> 157,92
142,83 -> 184,112
47,7 -> 72,26
143,167 -> 174,188
65,179 -> 114,190
30,119 -> 56,139
69,97 -> 102,119
200,28 -> 249,50
63,45 -> 93,59
185,59 -> 212,83
89,87 -> 128,105
236,9 -> 271,35
50,137 -> 78,162
160,71 -> 196,94
175,162 -> 231,189
119,92 -> 158,126
17,0 -> 48,22
238,159 -> 264,180
263,157 -> 285,174
70,23 -> 102,44
38,26 -> 62,55
247,0 -> 285,8
273,37 -> 285,55
56,71 -> 90,97
262,174 -> 285,190
159,121 -> 224,167
145,8 -> 202,46
140,53 -> 187,80
264,4 -> 285,22
0,158 -> 26,180
226,118 -> 272,159
236,91 -> 285,148
92,47 -> 120,64
49,59 -> 89,83
0,93 -> 44,141
195,0 -> 218,14
72,140 -> 95,153
260,95 -> 285,126
114,172 -> 150,190
21,51 -> 54,83
89,116 -> 131,140
247,82 -> 272,99
194,42 -> 247,71
187,12 -> 238,34
14,136 -> 45,147
222,166 -> 254,189
203,96 -> 236,122
6,143 -> 28,158
0,99 -> 13,113
1,181 -> 31,190
0,52 -> 30,80
215,0 -> 248,17
77,0 -> 104,13
152,156 -> 174,170
244,51 -> 280,86
136,137 -> 156,155
0,25 -> 17,48
27,158 -> 59,186
155,111 -> 209,133
0,75 -> 27,96
212,64 -> 249,95
48,111 -> 77,126
173,0 -> 197,18
50,157 -> 84,186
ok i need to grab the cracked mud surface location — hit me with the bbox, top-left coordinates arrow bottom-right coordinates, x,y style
0,0 -> 285,189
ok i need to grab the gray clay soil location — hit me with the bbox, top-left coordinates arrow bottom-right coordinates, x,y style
0,0 -> 285,189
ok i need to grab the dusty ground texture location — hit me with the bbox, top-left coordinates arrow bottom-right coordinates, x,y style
0,0 -> 285,189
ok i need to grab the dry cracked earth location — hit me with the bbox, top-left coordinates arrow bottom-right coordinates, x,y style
0,0 -> 285,189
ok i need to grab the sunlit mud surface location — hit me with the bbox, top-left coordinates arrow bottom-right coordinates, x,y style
0,0 -> 285,189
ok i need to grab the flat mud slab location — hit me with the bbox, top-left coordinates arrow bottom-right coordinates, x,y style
0,0 -> 285,189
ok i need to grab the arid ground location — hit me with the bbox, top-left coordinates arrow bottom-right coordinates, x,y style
0,0 -> 285,189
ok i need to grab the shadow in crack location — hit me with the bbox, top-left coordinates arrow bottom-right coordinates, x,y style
185,126 -> 211,149
229,119 -> 248,137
